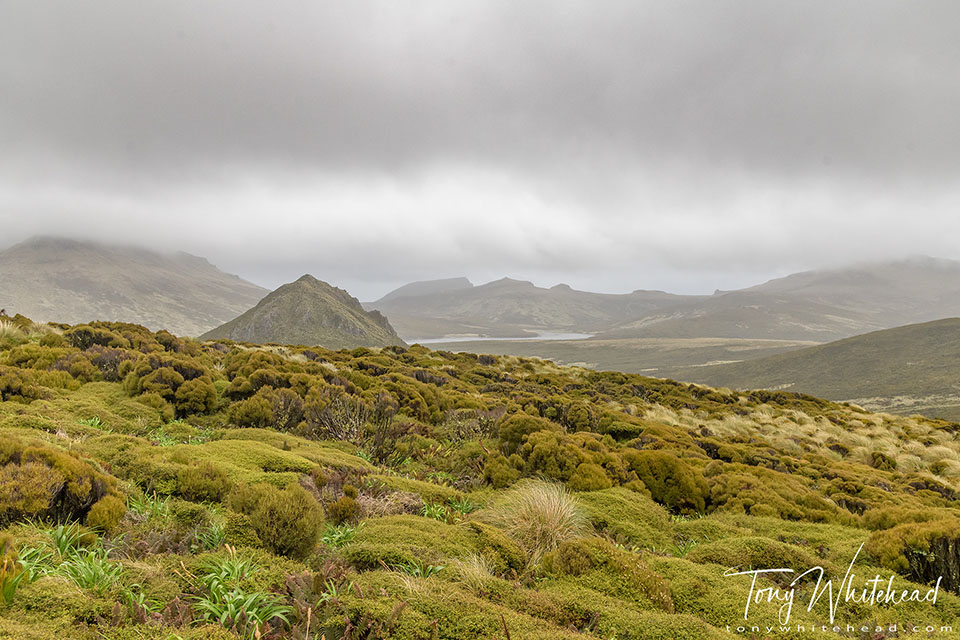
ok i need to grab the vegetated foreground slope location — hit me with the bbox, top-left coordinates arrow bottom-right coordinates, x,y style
0,312 -> 959,639
670,318 -> 960,420
201,274 -> 406,350
0,236 -> 268,336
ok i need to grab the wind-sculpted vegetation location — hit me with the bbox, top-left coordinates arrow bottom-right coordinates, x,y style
0,312 -> 959,638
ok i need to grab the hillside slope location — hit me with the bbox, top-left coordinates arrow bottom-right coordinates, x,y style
0,236 -> 268,336
201,274 -> 406,349
600,257 -> 960,342
668,318 -> 960,418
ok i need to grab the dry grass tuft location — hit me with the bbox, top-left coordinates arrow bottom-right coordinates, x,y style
450,554 -> 496,593
482,480 -> 589,566
26,322 -> 63,337
0,320 -> 25,341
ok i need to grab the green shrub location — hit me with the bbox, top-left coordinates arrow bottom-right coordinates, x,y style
567,462 -> 613,491
169,499 -> 213,529
135,391 -> 175,422
518,430 -> 587,481
85,495 -> 126,534
484,453 -> 521,488
866,517 -> 960,590
623,449 -> 708,514
223,510 -> 262,548
327,496 -> 358,524
686,536 -> 829,574
260,386 -> 304,432
228,394 -> 274,428
178,460 -> 233,502
228,483 -> 322,559
138,366 -> 185,400
870,450 -> 897,471
0,435 -> 120,525
498,414 -> 560,455
64,325 -> 130,350
577,487 -> 674,549
541,537 -> 674,612
0,366 -> 46,402
174,377 -> 218,416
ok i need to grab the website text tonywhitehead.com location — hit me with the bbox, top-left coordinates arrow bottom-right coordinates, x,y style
725,623 -> 953,635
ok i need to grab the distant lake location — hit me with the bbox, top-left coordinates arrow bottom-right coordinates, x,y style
409,332 -> 594,344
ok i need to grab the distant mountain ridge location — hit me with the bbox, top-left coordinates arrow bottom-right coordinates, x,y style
368,277 -> 695,339
371,257 -> 960,343
375,277 -> 474,303
0,236 -> 268,336
202,274 -> 406,349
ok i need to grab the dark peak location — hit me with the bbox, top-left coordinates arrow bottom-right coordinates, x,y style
279,274 -> 359,306
485,277 -> 535,288
173,251 -> 214,268
629,288 -> 672,295
551,283 -> 573,291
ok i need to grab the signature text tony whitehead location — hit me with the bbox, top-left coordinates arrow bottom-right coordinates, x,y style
723,542 -> 942,625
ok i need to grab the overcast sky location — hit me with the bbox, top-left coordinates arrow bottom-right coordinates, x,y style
1,1 -> 959,299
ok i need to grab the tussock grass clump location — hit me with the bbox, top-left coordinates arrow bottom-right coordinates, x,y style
0,320 -> 25,343
483,480 -> 589,566
450,553 -> 496,593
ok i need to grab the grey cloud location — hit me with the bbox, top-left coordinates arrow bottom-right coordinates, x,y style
1,1 -> 959,299
4,1 -> 958,179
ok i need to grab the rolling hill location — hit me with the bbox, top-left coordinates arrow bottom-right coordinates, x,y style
598,256 -> 960,342
418,335 -> 816,376
0,236 -> 268,336
201,274 -> 406,349
667,318 -> 960,419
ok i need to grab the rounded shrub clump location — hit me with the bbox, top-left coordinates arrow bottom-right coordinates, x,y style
0,435 -> 120,525
227,482 -> 323,559
85,495 -> 126,534
623,449 -> 709,514
326,496 -> 358,524
177,461 -> 232,502
497,414 -> 560,456
567,462 -> 613,491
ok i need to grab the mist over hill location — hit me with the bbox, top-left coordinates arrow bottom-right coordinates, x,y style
600,256 -> 960,342
0,236 -> 267,336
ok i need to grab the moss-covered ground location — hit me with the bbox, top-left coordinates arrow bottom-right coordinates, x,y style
0,315 -> 958,638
